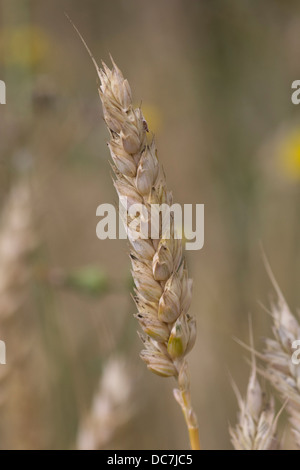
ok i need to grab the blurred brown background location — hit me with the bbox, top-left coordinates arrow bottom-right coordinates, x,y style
1,0 -> 300,450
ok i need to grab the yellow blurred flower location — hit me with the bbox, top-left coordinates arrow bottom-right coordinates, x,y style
279,129 -> 300,180
0,26 -> 51,68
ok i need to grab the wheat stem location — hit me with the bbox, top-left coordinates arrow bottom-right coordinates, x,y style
181,390 -> 200,450
188,426 -> 201,451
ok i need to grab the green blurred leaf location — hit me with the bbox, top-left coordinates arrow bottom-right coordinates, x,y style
67,266 -> 109,296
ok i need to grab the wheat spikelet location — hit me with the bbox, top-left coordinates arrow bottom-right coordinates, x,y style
76,357 -> 135,450
230,357 -> 278,450
66,20 -> 201,447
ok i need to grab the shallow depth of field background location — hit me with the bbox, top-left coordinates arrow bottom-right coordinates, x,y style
1,0 -> 300,450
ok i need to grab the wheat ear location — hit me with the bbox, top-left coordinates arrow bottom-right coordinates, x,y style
258,259 -> 300,447
262,295 -> 300,447
76,357 -> 135,450
99,60 -> 199,449
99,60 -> 200,449
230,327 -> 278,450
67,18 -> 200,449
0,180 -> 38,447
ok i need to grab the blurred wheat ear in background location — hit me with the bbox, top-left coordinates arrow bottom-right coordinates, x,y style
260,264 -> 300,448
76,356 -> 136,450
68,18 -> 200,450
230,263 -> 300,450
0,180 -> 40,448
230,323 -> 279,450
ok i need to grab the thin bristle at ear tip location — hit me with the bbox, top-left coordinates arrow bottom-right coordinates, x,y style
101,61 -> 110,74
228,371 -> 243,409
232,336 -> 266,362
248,314 -> 256,375
65,13 -> 101,74
109,55 -> 122,74
260,245 -> 286,303
257,299 -> 273,316
109,54 -> 116,67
